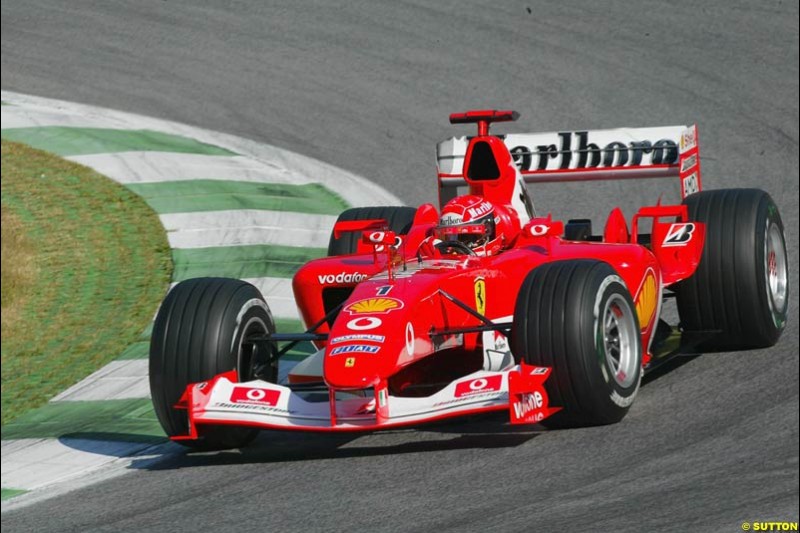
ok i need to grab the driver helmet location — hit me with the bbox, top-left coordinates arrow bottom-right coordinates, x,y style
437,195 -> 505,256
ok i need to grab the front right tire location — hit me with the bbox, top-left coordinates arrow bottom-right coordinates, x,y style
511,260 -> 642,427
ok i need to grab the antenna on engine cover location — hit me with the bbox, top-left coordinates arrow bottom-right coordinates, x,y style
449,109 -> 520,136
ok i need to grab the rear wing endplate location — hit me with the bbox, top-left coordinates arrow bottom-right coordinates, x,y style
437,124 -> 701,200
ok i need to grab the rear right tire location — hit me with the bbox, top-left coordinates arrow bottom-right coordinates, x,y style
674,189 -> 788,351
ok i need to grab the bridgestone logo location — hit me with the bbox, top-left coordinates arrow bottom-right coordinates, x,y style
318,272 -> 368,284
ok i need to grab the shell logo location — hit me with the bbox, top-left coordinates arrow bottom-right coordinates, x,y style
344,297 -> 404,315
634,270 -> 658,331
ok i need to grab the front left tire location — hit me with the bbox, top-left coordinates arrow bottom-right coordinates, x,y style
149,277 -> 276,450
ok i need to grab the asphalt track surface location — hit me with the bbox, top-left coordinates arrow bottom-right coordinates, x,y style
2,1 -> 798,531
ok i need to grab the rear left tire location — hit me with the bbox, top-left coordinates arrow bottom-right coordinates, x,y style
327,206 -> 417,256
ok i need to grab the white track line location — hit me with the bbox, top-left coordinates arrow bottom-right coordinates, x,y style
2,90 -> 403,207
1,91 -> 400,507
53,353 -> 300,402
162,210 -> 335,249
68,152 -> 315,185
1,439 -> 156,492
51,360 -> 151,402
1,440 -> 179,513
242,277 -> 300,320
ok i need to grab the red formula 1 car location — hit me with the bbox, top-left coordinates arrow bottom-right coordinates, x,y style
149,110 -> 789,449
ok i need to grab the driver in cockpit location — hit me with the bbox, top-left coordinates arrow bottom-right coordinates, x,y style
418,195 -> 509,258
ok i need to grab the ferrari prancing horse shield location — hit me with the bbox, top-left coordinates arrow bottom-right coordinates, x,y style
474,278 -> 486,316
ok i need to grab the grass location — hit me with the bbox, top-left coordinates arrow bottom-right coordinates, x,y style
0,140 -> 172,424
1,208 -> 36,336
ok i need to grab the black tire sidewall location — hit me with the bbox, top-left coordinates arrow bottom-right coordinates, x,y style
327,206 -> 417,256
149,278 -> 274,446
583,273 -> 642,416
676,189 -> 788,349
754,198 -> 788,336
512,261 -> 642,427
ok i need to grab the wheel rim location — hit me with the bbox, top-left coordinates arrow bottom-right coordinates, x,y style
765,222 -> 788,318
602,294 -> 638,388
238,317 -> 270,381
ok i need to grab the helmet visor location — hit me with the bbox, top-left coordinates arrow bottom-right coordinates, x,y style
436,217 -> 495,249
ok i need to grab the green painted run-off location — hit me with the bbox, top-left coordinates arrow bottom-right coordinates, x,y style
1,488 -> 28,501
172,244 -> 325,281
1,126 -> 236,156
125,179 -> 349,215
1,398 -> 166,443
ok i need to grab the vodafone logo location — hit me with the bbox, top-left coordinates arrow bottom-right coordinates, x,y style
318,272 -> 368,284
470,379 -> 489,391
230,386 -> 280,406
512,392 -> 545,421
405,322 -> 415,356
454,375 -> 503,398
346,316 -> 382,330
371,233 -> 402,252
530,224 -> 550,236
518,391 -> 543,411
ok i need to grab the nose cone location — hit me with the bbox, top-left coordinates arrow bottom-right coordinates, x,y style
323,296 -> 407,389
321,261 -> 470,389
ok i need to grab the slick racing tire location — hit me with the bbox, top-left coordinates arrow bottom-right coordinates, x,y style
327,206 -> 417,256
511,260 -> 642,427
675,189 -> 788,351
149,278 -> 277,450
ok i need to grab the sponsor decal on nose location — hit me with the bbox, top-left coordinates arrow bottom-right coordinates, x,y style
330,344 -> 381,355
346,316 -> 383,330
344,297 -> 404,314
318,272 -> 369,284
454,375 -> 503,398
230,386 -> 281,406
330,334 -> 385,344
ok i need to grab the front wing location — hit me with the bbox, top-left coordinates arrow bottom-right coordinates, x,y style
173,364 -> 559,439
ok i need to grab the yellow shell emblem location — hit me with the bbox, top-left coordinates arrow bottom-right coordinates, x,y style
345,297 -> 403,314
635,271 -> 658,330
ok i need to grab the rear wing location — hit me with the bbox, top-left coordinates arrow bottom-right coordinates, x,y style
436,124 -> 701,205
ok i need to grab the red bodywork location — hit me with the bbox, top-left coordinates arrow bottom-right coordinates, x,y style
175,111 -> 705,439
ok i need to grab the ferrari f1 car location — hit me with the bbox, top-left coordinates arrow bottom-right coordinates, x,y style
149,110 -> 789,449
